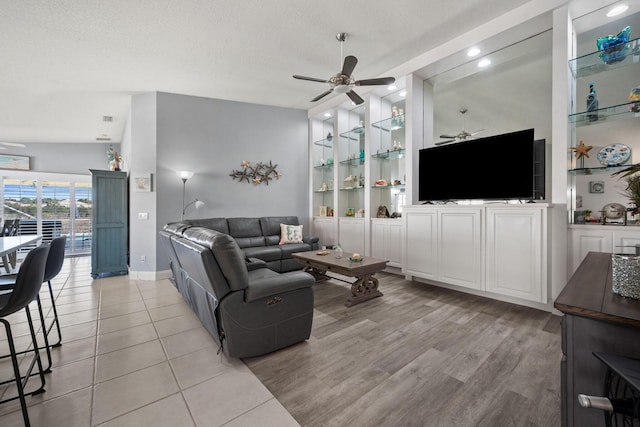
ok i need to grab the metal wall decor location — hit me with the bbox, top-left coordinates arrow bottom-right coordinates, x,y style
229,160 -> 282,185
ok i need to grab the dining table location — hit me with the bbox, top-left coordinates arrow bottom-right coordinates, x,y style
0,235 -> 42,273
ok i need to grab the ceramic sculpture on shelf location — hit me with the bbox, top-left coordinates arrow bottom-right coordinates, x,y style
630,85 -> 640,112
597,25 -> 631,65
106,144 -> 121,171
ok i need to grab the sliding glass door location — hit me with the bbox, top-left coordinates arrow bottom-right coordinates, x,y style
1,175 -> 92,256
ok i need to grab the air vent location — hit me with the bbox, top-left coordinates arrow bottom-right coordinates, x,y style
102,116 -> 114,122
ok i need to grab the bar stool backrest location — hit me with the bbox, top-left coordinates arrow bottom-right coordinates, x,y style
0,245 -> 49,317
44,236 -> 66,283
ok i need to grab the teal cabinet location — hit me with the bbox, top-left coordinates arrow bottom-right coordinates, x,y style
90,169 -> 128,278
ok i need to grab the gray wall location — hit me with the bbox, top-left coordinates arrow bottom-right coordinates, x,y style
131,92 -> 309,272
3,142 -> 118,174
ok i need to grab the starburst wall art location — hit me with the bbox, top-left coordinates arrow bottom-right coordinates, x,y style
229,160 -> 282,186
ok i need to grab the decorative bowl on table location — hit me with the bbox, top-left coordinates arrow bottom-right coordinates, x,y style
348,253 -> 364,262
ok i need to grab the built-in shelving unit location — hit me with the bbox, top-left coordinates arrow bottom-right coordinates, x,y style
568,28 -> 640,226
338,105 -> 366,219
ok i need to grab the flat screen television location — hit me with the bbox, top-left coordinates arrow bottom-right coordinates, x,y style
419,128 -> 540,202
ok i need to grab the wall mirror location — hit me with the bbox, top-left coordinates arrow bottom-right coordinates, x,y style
418,16 -> 553,201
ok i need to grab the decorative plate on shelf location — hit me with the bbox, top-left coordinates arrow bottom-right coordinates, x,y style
601,202 -> 627,220
597,143 -> 631,166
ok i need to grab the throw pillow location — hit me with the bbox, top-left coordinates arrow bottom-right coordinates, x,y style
279,223 -> 303,245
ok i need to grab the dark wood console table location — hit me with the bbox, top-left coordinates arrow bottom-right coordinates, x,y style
555,251 -> 640,426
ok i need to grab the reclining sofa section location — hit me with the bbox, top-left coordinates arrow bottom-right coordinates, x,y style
160,217 -> 316,358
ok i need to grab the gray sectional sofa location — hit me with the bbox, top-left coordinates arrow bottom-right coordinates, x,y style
173,216 -> 319,272
160,216 -> 317,358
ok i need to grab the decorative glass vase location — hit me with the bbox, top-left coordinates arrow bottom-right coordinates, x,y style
334,244 -> 343,259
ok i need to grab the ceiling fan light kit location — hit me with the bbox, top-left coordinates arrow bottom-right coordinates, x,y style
293,32 -> 395,105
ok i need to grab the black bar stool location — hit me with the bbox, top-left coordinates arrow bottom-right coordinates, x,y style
0,244 -> 50,427
0,235 -> 67,372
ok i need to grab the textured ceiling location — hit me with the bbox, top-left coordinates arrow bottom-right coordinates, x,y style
0,0 -> 533,144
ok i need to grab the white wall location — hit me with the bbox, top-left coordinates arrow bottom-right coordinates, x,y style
128,93 -> 158,276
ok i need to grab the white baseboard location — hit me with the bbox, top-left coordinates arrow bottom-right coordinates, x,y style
128,269 -> 173,281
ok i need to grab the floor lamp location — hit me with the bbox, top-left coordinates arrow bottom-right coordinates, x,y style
177,170 -> 194,220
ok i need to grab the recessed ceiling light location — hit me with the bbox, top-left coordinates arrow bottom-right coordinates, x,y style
323,112 -> 331,117
607,4 -> 628,17
387,85 -> 397,91
399,91 -> 406,97
467,47 -> 481,57
478,59 -> 491,68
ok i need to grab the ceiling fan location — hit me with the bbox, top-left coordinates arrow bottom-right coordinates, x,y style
435,108 -> 484,145
293,33 -> 396,105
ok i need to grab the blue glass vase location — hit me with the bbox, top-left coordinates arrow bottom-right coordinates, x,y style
597,26 -> 631,65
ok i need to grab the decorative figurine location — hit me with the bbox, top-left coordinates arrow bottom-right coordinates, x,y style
327,132 -> 333,141
106,145 -> 121,171
573,140 -> 593,158
586,83 -> 599,122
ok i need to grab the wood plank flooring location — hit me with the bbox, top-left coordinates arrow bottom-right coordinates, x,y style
244,272 -> 562,427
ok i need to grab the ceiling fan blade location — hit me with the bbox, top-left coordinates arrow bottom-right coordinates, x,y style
355,77 -> 396,86
435,139 -> 455,146
311,89 -> 333,102
346,90 -> 364,105
341,55 -> 358,77
470,129 -> 485,136
439,134 -> 457,139
293,75 -> 329,83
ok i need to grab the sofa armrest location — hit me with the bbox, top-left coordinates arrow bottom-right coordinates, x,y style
245,257 -> 267,271
245,271 -> 314,302
303,235 -> 319,250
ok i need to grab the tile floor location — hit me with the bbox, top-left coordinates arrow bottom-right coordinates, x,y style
0,257 -> 299,426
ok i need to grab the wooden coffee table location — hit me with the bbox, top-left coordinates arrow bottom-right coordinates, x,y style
292,251 -> 388,307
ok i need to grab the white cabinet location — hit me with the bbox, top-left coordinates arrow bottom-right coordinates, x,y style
404,204 -> 549,306
437,208 -> 482,290
339,218 -> 365,255
569,226 -> 640,274
370,218 -> 403,267
404,209 -> 437,279
486,206 -> 546,303
569,227 -> 613,274
313,217 -> 337,248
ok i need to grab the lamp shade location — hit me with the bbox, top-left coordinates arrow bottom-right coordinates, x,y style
177,170 -> 194,181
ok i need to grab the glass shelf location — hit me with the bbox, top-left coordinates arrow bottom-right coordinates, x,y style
339,158 -> 365,166
313,139 -> 333,148
568,164 -> 631,175
372,149 -> 406,160
313,190 -> 334,194
371,114 -> 406,132
371,184 -> 405,189
569,102 -> 640,126
569,38 -> 640,78
314,164 -> 333,170
339,128 -> 365,141
339,187 -> 364,192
